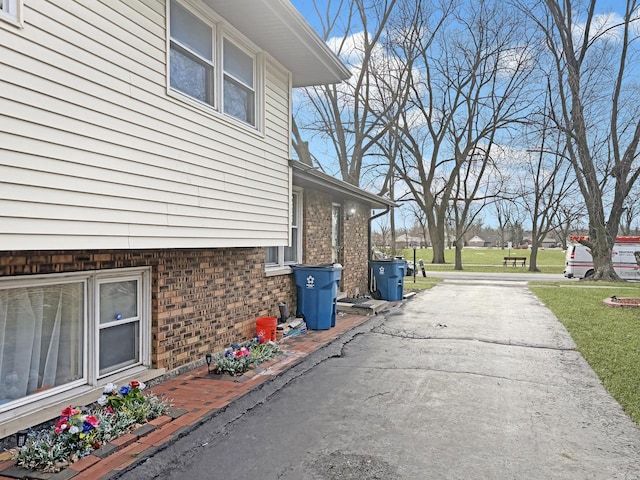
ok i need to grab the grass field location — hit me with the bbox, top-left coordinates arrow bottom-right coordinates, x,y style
395,247 -> 567,274
530,282 -> 640,425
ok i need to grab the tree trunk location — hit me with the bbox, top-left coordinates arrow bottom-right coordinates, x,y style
430,221 -> 446,263
589,227 -> 621,281
528,245 -> 540,272
454,242 -> 463,270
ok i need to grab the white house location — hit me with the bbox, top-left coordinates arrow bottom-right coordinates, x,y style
0,0 -> 353,437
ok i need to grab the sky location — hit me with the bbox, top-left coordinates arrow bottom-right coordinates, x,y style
287,1 -> 638,232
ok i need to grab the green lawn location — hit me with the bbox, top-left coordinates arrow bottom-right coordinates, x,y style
403,276 -> 443,291
395,247 -> 567,274
530,282 -> 640,425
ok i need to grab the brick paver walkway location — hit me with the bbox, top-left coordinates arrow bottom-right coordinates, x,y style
0,311 -> 376,480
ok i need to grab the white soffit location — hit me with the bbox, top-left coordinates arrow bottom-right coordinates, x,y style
203,0 -> 350,87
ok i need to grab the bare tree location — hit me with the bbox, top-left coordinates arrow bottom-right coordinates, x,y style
551,196 -> 586,249
449,149 -> 501,269
529,0 -> 640,280
406,202 -> 430,247
292,0 -> 403,187
391,0 -> 536,265
620,183 -> 640,235
518,84 -> 574,271
493,197 -> 520,249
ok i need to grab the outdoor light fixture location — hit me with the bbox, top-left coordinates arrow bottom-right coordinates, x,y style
205,353 -> 212,374
347,206 -> 357,220
16,430 -> 27,448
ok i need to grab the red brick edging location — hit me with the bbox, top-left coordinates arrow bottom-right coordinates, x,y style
0,311 -> 376,480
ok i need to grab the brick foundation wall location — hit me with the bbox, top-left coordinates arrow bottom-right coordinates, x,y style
0,249 -> 294,372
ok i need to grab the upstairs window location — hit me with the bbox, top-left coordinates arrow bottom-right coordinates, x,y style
169,0 -> 215,106
168,0 -> 261,129
223,39 -> 256,126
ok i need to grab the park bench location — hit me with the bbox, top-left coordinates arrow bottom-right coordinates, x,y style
503,256 -> 526,267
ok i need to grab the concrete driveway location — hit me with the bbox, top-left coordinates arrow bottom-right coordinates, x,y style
120,280 -> 640,479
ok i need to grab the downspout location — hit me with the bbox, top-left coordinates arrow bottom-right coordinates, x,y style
368,206 -> 391,292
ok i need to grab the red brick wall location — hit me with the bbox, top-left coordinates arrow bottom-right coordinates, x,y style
0,249 -> 294,372
341,204 -> 369,296
302,190 -> 333,265
302,191 -> 370,296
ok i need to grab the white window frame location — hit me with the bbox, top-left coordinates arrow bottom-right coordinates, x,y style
0,267 -> 151,413
222,36 -> 257,127
0,0 -> 23,27
95,272 -> 147,379
266,189 -> 303,275
167,0 -> 263,131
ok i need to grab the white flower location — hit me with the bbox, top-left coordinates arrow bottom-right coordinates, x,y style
97,395 -> 107,406
103,383 -> 117,394
138,381 -> 146,391
69,426 -> 79,434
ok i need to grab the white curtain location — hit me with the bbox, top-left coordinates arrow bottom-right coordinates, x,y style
0,283 -> 82,403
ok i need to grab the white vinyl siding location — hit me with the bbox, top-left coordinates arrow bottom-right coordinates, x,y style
0,0 -> 22,27
0,0 -> 291,250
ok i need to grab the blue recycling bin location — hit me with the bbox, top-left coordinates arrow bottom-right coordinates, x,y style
369,259 -> 406,301
291,264 -> 342,330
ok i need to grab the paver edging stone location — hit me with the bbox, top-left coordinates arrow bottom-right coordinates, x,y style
1,409 -> 189,480
3,312 -> 384,480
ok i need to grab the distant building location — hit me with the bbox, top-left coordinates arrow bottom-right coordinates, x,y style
396,233 -> 426,249
467,235 -> 490,248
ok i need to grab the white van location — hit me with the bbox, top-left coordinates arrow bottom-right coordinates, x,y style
564,236 -> 640,280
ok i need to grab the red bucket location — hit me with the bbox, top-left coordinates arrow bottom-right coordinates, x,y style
256,316 -> 277,342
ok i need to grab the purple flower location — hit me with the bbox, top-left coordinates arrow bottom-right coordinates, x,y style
119,386 -> 131,395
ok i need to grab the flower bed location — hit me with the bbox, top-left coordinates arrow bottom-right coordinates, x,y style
211,337 -> 281,376
13,380 -> 170,473
603,296 -> 640,308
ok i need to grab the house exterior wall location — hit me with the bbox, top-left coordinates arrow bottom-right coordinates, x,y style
341,205 -> 369,296
301,190 -> 369,296
0,248 -> 294,372
0,0 -> 292,251
302,190 -> 333,265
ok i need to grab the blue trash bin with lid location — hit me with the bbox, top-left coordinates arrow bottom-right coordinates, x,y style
291,264 -> 342,330
369,259 -> 406,301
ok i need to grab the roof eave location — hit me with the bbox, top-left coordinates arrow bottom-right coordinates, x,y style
290,161 -> 397,209
204,0 -> 351,87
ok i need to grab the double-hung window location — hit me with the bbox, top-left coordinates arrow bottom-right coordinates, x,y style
97,276 -> 143,377
169,0 -> 215,106
223,39 -> 255,126
168,0 -> 259,128
266,190 -> 302,270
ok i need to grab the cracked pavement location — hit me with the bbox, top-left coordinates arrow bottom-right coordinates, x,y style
118,280 -> 640,479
